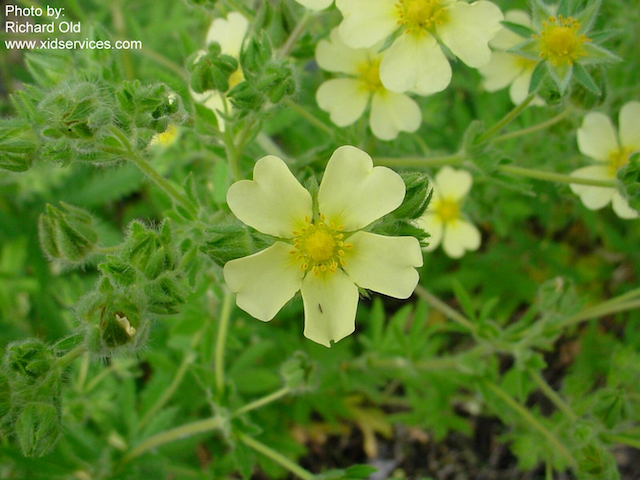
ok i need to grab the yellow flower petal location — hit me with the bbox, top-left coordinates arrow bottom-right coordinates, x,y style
343,232 -> 422,299
619,101 -> 640,150
227,156 -> 313,238
577,113 -> 618,162
224,242 -> 305,321
370,91 -> 421,140
442,219 -> 481,258
301,269 -> 359,347
570,165 -> 615,210
316,78 -> 370,127
318,146 -> 405,230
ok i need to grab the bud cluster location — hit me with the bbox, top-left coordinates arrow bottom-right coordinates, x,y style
228,35 -> 297,114
75,220 -> 187,356
1,79 -> 185,172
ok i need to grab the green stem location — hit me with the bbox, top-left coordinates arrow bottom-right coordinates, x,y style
497,164 -> 618,188
138,352 -> 197,430
476,94 -> 536,143
414,285 -> 478,334
603,433 -> 640,450
483,381 -> 577,469
238,433 -> 315,480
57,345 -> 86,370
215,291 -> 234,396
528,369 -> 577,422
129,151 -> 198,216
580,287 -> 640,314
492,108 -> 573,143
122,416 -> 224,463
374,153 -> 465,169
287,101 -> 334,135
233,387 -> 292,417
555,299 -> 640,330
221,0 -> 254,19
279,11 -> 313,58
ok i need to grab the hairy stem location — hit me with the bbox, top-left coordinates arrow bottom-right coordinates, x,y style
556,299 -> 640,330
215,291 -> 235,396
57,345 -> 86,370
238,433 -> 315,480
414,285 -> 479,334
528,369 -> 577,422
483,381 -> 577,468
493,108 -> 573,143
279,11 -> 313,58
476,94 -> 536,143
497,164 -> 617,188
122,416 -> 224,463
287,101 -> 334,135
233,387 -> 292,417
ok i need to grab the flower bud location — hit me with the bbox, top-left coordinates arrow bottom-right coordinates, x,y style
0,119 -> 37,172
280,352 -> 317,392
3,339 -> 55,386
618,153 -> 640,212
120,220 -> 177,279
15,402 -> 61,457
78,287 -> 149,355
38,202 -> 99,264
98,257 -> 137,286
143,275 -> 187,315
201,224 -> 274,267
392,172 -> 432,220
188,43 -> 239,94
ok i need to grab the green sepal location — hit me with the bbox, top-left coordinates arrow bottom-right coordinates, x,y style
528,60 -> 547,94
201,223 -> 275,267
392,172 -> 432,219
572,0 -> 602,34
98,257 -> 137,286
144,275 -> 188,315
3,339 -> 56,386
546,62 -> 573,95
580,43 -> 621,65
570,66 -> 606,109
572,63 -> 600,95
500,21 -> 535,39
617,152 -> 640,212
507,38 -> 541,62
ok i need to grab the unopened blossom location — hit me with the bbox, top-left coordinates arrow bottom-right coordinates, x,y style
315,28 -> 421,140
190,12 -> 248,131
571,102 -> 640,219
415,167 -> 480,258
479,10 -> 543,105
336,0 -> 503,95
295,0 -> 333,10
224,146 -> 423,347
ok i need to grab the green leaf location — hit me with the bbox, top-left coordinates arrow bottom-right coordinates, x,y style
452,279 -> 477,323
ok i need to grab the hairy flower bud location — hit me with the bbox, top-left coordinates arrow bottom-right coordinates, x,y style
280,352 -> 317,392
15,402 -> 61,457
3,339 -> 55,386
0,119 -> 38,172
189,43 -> 239,94
0,373 -> 11,421
393,172 -> 432,220
38,202 -> 99,264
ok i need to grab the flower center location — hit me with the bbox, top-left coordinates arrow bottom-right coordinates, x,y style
608,146 -> 631,176
291,216 -> 352,276
434,198 -> 460,223
395,0 -> 447,34
535,15 -> 590,67
357,58 -> 383,92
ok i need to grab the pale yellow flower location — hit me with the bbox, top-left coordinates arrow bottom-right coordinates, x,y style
415,167 -> 481,258
315,28 -> 421,140
571,102 -> 640,219
190,12 -> 248,131
224,146 -> 423,347
336,0 -> 503,95
479,10 -> 543,105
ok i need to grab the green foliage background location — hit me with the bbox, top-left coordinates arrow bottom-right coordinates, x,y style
1,0 -> 639,478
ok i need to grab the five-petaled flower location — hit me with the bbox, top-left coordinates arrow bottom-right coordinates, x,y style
223,146 -> 423,347
479,10 -> 544,106
415,167 -> 481,258
316,28 -> 421,140
336,0 -> 503,95
190,12 -> 248,131
570,102 -> 640,219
